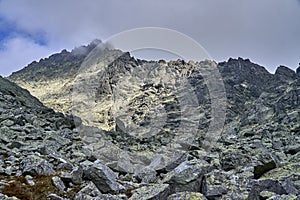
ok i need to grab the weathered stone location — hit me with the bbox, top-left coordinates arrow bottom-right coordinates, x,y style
130,184 -> 170,200
275,66 -> 296,79
8,141 -> 25,149
164,154 -> 188,172
95,194 -> 123,200
56,162 -> 73,171
260,190 -> 277,199
32,118 -> 48,127
202,168 -> 253,199
285,144 -> 300,155
84,160 -> 123,194
220,148 -> 251,171
25,175 -> 35,186
21,155 -> 55,176
266,194 -> 299,200
74,182 -> 102,200
0,119 -> 14,127
47,193 -> 69,200
248,179 -> 287,199
134,167 -> 157,183
52,176 -> 65,192
167,192 -> 207,200
0,193 -> 20,200
163,159 -> 212,193
61,166 -> 83,185
261,163 -> 300,195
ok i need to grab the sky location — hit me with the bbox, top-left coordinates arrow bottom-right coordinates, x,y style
0,0 -> 300,77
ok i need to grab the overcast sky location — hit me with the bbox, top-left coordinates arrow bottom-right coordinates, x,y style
0,0 -> 299,76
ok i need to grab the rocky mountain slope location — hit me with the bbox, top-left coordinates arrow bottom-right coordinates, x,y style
2,41 -> 300,199
8,39 -> 103,115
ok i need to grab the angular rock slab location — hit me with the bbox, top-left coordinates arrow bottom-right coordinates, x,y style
21,155 -> 55,176
163,159 -> 212,193
130,184 -> 170,200
167,192 -> 207,200
74,182 -> 103,200
202,168 -> 253,199
84,160 -> 124,194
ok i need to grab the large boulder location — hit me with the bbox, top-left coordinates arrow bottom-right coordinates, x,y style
130,184 -> 170,200
84,160 -> 124,194
163,159 -> 212,193
202,168 -> 253,199
21,155 -> 55,176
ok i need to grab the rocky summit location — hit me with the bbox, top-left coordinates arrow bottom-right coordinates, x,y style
1,41 -> 300,199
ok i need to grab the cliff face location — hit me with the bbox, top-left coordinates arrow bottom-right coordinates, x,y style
8,40 -> 103,114
8,47 -> 300,137
3,42 -> 300,199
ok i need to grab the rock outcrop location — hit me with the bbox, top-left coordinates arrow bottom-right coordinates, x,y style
1,41 -> 299,199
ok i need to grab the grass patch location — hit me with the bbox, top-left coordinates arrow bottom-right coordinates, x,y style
0,173 -> 81,200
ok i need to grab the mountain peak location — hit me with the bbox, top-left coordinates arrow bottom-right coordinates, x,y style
90,38 -> 102,46
275,65 -> 296,79
71,39 -> 102,56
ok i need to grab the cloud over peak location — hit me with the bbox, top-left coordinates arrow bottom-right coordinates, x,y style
0,0 -> 300,76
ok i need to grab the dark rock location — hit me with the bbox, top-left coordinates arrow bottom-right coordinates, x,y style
57,162 -> 73,171
55,115 -> 78,130
164,154 -> 188,172
73,182 -> 102,200
254,160 -> 277,179
285,145 -> 300,155
266,194 -> 300,199
61,166 -> 83,185
0,193 -> 20,200
296,65 -> 300,74
167,192 -> 207,200
202,168 -> 253,199
0,76 -> 42,107
130,184 -> 170,200
0,119 -> 14,127
248,179 -> 287,199
163,159 -> 212,193
47,193 -> 69,200
84,160 -> 123,194
15,116 -> 26,126
134,167 -> 157,183
260,163 -> 300,194
220,149 -> 251,171
8,141 -> 25,149
275,65 -> 296,79
202,171 -> 227,198
282,178 -> 299,195
21,155 -> 55,176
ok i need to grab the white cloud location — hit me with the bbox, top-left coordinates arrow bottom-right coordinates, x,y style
0,0 -> 299,76
0,0 -> 108,48
0,37 -> 56,77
